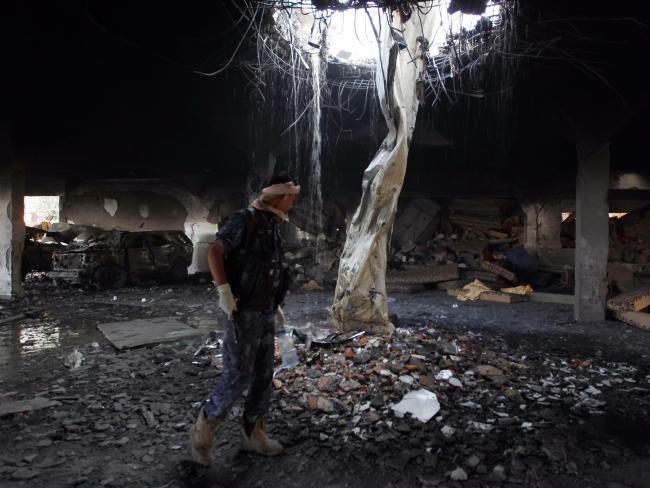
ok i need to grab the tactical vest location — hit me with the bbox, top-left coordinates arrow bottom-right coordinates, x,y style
224,208 -> 286,311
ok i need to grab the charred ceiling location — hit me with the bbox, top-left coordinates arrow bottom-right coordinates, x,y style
6,0 -> 649,195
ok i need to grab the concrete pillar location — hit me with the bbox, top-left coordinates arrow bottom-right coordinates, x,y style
575,141 -> 609,321
0,150 -> 26,299
184,219 -> 215,275
523,200 -> 562,250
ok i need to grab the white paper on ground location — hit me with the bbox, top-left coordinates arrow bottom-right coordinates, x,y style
391,388 -> 440,422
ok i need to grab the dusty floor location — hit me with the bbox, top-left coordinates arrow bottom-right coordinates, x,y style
1,281 -> 649,488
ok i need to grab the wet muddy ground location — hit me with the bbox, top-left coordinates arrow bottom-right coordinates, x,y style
1,282 -> 649,487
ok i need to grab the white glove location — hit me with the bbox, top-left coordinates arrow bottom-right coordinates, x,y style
217,283 -> 237,318
275,306 -> 285,330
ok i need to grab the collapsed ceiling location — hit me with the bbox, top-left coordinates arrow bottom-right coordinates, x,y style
6,0 -> 648,194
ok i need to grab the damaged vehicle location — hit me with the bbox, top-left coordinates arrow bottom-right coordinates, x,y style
21,226 -> 66,279
48,230 -> 193,289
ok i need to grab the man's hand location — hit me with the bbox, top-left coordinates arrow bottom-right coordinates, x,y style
275,306 -> 285,330
217,283 -> 237,318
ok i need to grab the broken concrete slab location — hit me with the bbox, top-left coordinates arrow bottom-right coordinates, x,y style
97,317 -> 202,349
607,287 -> 650,313
479,291 -> 525,304
387,263 -> 459,285
613,311 -> 650,331
0,397 -> 61,417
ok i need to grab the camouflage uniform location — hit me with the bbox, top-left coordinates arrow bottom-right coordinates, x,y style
203,208 -> 286,423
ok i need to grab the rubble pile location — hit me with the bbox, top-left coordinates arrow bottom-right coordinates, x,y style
2,283 -> 650,487
283,235 -> 345,290
269,322 -> 650,484
282,198 -> 526,293
563,205 -> 650,265
388,198 -> 527,293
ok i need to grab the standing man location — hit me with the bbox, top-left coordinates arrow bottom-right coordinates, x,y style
189,172 -> 300,465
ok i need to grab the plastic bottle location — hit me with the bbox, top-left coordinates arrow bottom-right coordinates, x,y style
278,328 -> 299,369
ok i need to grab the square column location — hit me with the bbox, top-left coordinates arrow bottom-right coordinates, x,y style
0,158 -> 25,299
574,141 -> 609,321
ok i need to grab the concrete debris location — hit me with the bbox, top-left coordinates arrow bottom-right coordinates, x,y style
435,369 -> 454,381
475,364 -> 504,378
391,389 -> 440,423
3,281 -> 650,486
449,467 -> 468,481
440,425 -> 456,438
64,349 -> 84,370
393,198 -> 441,249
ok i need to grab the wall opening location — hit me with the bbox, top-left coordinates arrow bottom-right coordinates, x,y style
24,196 -> 60,229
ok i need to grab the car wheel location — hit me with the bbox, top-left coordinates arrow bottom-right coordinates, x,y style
94,265 -> 127,289
167,260 -> 188,283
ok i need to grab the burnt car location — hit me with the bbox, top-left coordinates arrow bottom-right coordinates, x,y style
21,226 -> 66,279
48,230 -> 193,289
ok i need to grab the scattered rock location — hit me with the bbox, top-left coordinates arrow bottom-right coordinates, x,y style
449,467 -> 468,481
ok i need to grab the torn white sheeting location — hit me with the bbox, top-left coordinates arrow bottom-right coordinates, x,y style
331,4 -> 438,332
103,198 -> 118,217
0,397 -> 61,417
97,317 -> 202,349
391,389 -> 440,422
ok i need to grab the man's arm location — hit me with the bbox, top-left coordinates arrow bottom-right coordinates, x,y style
208,240 -> 228,286
209,239 -> 237,317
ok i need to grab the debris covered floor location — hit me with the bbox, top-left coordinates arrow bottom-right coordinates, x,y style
1,283 -> 650,488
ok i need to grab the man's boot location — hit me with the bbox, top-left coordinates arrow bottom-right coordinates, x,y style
240,416 -> 283,456
189,408 -> 223,465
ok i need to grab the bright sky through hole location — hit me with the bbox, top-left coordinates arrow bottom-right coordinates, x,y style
323,1 -> 501,64
327,8 -> 381,63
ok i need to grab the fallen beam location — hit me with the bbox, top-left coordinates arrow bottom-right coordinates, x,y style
387,263 -> 459,285
480,261 -> 517,283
